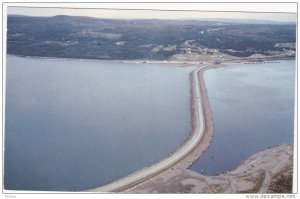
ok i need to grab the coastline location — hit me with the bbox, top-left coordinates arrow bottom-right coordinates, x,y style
7,54 -> 199,66
7,53 -> 295,66
131,143 -> 293,193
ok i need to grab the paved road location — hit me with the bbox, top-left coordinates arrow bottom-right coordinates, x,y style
87,67 -> 206,192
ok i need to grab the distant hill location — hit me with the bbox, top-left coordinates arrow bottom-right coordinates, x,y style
181,18 -> 296,25
7,15 -> 296,60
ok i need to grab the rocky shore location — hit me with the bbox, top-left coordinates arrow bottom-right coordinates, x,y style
130,143 -> 293,193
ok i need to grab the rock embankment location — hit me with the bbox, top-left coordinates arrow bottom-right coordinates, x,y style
130,143 -> 293,193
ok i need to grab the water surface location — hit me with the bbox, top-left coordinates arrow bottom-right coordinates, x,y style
4,55 -> 193,191
190,60 -> 295,175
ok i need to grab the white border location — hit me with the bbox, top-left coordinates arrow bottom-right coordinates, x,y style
1,1 -> 298,198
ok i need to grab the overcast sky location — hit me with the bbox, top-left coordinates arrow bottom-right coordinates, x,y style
6,3 -> 297,22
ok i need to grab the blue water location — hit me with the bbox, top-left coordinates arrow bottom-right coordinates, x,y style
4,55 -> 193,191
190,60 -> 295,175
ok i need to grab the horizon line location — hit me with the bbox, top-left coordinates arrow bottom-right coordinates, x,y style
7,14 -> 297,24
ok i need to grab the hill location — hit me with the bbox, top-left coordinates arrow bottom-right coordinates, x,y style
7,15 -> 296,60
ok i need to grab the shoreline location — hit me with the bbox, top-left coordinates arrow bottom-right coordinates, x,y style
131,143 -> 293,193
7,53 -> 200,66
7,53 -> 295,66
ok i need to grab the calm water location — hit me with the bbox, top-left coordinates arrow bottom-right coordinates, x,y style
4,55 -> 193,191
190,60 -> 295,175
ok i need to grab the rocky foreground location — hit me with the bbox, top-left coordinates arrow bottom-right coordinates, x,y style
130,143 -> 293,193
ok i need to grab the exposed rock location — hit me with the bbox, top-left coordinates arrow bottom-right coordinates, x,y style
130,143 -> 293,193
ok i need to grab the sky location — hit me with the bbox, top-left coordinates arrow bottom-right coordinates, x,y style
6,3 -> 297,23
